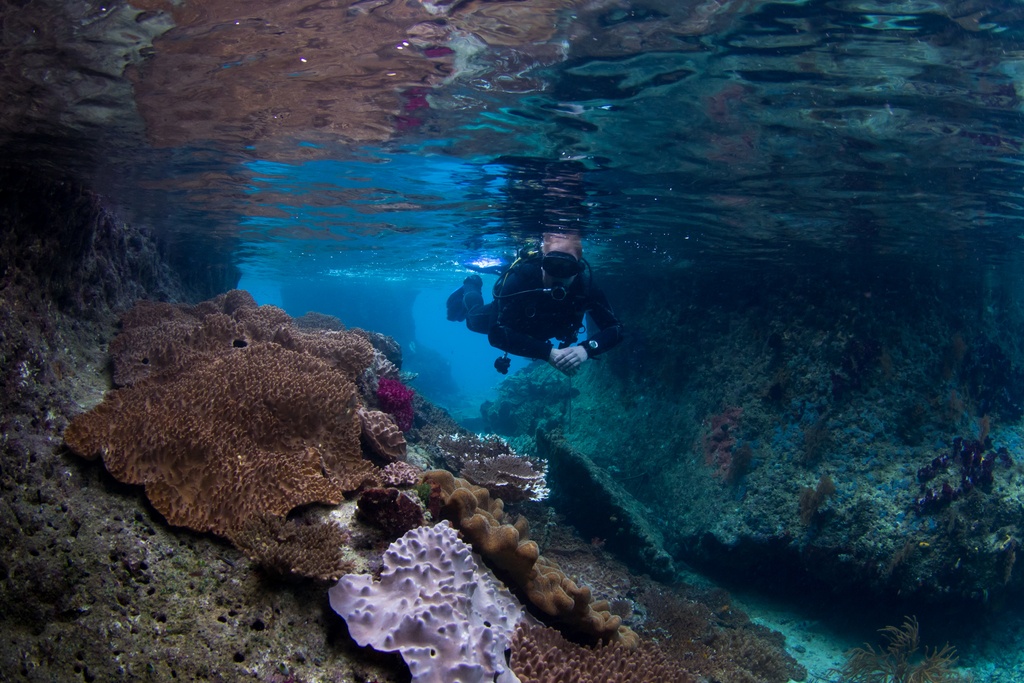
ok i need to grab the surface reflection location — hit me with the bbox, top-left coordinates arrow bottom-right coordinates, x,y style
3,0 -> 1024,278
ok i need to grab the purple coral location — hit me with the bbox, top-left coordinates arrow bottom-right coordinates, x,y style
356,487 -> 423,537
377,377 -> 414,431
915,436 -> 1013,513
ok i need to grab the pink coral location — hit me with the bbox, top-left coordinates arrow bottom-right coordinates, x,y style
702,407 -> 747,483
377,377 -> 414,431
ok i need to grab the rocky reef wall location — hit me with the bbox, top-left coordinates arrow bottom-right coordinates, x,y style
0,174 -> 396,682
1,170 -> 183,430
484,253 -> 1024,610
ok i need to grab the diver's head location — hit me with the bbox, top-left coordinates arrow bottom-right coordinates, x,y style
540,232 -> 584,289
542,232 -> 583,260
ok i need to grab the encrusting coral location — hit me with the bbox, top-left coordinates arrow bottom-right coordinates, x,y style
329,521 -> 523,683
381,460 -> 423,487
428,432 -> 549,502
431,432 -> 519,470
460,454 -> 549,502
509,620 -> 693,683
421,470 -> 637,647
356,487 -> 425,537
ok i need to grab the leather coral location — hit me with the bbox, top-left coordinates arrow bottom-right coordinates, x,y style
65,294 -> 382,536
421,470 -> 637,647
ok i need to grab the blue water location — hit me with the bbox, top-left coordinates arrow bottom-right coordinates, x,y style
238,271 -> 532,418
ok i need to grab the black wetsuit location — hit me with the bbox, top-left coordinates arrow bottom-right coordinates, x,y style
466,259 -> 624,360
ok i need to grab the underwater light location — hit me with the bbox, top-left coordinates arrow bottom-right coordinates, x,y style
461,256 -> 509,274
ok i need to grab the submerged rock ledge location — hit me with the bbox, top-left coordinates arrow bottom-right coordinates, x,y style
483,262 -> 1024,609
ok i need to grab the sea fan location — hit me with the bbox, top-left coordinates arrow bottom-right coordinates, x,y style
833,616 -> 962,683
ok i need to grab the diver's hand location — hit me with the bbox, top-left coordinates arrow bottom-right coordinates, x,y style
549,346 -> 588,376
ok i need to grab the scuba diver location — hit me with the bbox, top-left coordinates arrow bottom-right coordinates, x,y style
446,232 -> 624,375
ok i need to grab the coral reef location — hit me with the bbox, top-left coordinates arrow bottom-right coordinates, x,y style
421,469 -> 637,647
329,521 -> 523,683
11,170 -> 1024,683
0,175 -> 822,683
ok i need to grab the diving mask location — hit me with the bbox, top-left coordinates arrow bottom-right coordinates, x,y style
541,251 -> 583,279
